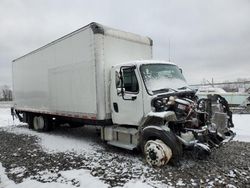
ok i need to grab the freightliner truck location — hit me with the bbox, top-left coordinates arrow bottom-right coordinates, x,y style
12,22 -> 235,166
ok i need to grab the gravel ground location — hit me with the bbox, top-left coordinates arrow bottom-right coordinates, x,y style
0,125 -> 250,187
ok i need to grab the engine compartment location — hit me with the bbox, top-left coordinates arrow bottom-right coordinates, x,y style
150,91 -> 235,158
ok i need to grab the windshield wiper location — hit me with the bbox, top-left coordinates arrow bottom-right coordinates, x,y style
152,88 -> 177,94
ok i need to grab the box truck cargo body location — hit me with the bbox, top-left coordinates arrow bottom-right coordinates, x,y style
12,22 -> 235,167
13,22 -> 152,122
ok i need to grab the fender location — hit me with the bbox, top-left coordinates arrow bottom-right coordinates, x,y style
139,111 -> 177,132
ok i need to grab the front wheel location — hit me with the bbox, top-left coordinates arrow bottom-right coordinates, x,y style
144,139 -> 172,167
140,126 -> 183,166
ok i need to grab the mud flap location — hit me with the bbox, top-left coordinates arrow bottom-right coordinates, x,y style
11,107 -> 23,122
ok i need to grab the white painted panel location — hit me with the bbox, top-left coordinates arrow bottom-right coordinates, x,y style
93,34 -> 106,120
13,27 -> 96,115
48,62 -> 96,113
103,35 -> 152,117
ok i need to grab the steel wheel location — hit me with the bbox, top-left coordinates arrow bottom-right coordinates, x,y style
33,116 -> 45,131
144,139 -> 172,167
33,116 -> 39,130
37,116 -> 45,130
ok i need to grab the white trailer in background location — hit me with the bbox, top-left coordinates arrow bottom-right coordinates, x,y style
12,22 -> 235,167
196,87 -> 250,107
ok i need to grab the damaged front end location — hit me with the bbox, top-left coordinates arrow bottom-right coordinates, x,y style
140,90 -> 235,165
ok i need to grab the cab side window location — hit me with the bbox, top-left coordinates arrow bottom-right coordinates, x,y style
123,69 -> 139,93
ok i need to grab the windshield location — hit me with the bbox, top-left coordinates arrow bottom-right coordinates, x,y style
140,63 -> 188,95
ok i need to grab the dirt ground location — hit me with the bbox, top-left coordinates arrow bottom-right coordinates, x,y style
0,124 -> 249,187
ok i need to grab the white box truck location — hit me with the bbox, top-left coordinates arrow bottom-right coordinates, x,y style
12,22 -> 235,166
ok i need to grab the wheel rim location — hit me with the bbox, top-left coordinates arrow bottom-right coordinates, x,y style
37,116 -> 45,130
144,139 -> 172,167
33,116 -> 44,130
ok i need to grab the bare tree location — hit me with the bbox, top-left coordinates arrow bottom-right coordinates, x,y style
1,85 -> 12,101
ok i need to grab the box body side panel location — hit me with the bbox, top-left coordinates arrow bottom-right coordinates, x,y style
13,28 -> 98,117
102,35 -> 152,117
12,23 -> 153,121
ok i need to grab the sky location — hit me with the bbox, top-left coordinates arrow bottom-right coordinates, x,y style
0,0 -> 250,86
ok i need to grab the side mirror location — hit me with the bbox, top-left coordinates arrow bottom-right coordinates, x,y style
179,68 -> 183,74
115,72 -> 121,86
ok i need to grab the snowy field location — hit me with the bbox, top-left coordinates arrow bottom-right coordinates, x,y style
231,114 -> 250,142
0,102 -> 249,187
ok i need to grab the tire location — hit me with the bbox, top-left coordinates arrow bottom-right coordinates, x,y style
33,115 -> 50,132
140,126 -> 183,164
26,113 -> 34,129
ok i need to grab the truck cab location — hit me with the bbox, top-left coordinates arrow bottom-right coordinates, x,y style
102,60 -> 235,166
110,60 -> 189,126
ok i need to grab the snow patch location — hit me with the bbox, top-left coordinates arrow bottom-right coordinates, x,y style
176,179 -> 185,186
0,108 -> 100,155
0,162 -> 109,188
148,111 -> 174,118
0,163 -> 155,188
145,77 -> 187,94
0,108 -> 21,128
0,163 -> 16,188
123,179 -> 152,188
232,114 -> 250,142
6,126 -> 98,155
8,166 -> 26,176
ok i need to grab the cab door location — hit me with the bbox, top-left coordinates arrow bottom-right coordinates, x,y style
110,66 -> 144,125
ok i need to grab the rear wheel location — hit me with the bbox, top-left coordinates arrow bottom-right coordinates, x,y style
33,115 -> 50,132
